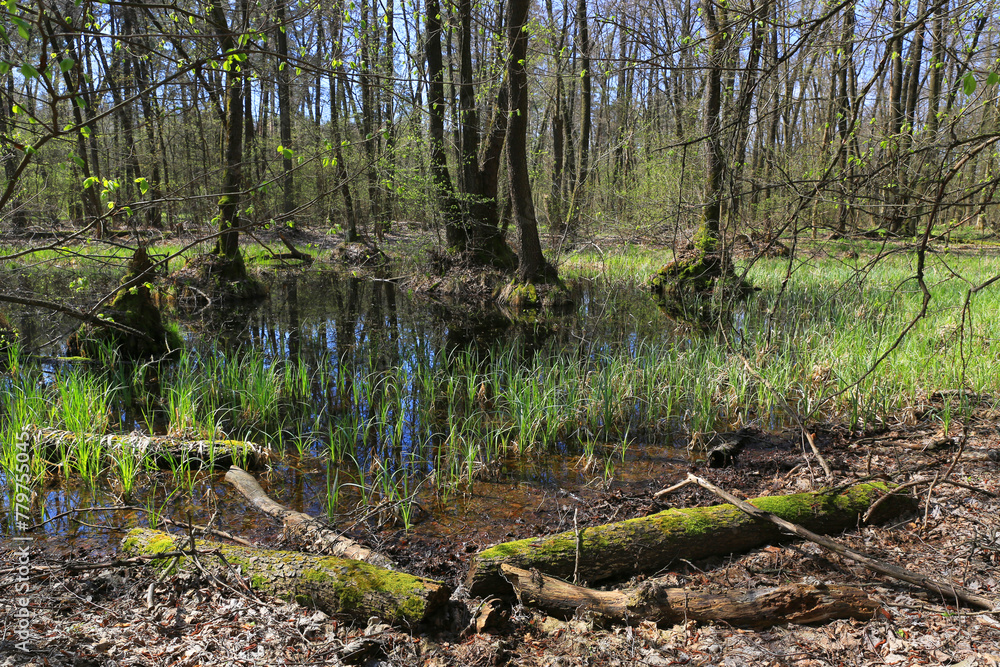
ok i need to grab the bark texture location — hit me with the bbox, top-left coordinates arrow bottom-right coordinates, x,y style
467,482 -> 915,597
225,466 -> 395,569
121,529 -> 451,625
29,427 -> 270,470
502,565 -> 878,628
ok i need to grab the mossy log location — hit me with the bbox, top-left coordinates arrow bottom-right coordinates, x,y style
501,565 -> 877,628
225,466 -> 395,569
28,427 -> 270,470
121,529 -> 450,626
467,482 -> 915,597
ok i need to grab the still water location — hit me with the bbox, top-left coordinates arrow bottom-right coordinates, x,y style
3,269 -> 697,556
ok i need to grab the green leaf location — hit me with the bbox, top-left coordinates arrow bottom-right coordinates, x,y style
83,176 -> 99,189
135,177 -> 149,195
24,145 -> 35,155
964,72 -> 977,96
59,58 -> 74,73
20,63 -> 39,79
987,72 -> 1000,87
71,154 -> 85,169
80,125 -> 91,138
11,16 -> 29,40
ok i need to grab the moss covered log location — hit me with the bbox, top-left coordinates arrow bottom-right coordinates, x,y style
121,529 -> 451,626
28,426 -> 270,470
467,482 -> 915,597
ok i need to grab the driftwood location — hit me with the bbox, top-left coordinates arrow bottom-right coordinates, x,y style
686,474 -> 998,612
121,529 -> 450,625
501,565 -> 877,628
29,427 -> 270,470
467,482 -> 915,597
224,466 -> 395,570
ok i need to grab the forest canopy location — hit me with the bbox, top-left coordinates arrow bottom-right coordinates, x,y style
0,0 -> 998,247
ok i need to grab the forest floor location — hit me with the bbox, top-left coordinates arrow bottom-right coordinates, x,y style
3,405 -> 998,666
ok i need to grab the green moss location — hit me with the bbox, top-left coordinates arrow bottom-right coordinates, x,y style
468,482 -> 912,596
693,223 -> 718,254
68,247 -> 181,360
122,529 -> 448,625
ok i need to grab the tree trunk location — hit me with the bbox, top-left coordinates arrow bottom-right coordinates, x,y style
567,0 -> 591,234
276,0 -> 295,224
330,0 -> 359,241
466,482 -> 916,597
424,0 -> 515,269
506,0 -> 553,285
502,565 -> 877,628
208,0 -> 245,272
696,0 -> 726,252
0,50 -> 26,229
121,529 -> 451,626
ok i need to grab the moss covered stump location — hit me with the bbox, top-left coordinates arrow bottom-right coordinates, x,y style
166,252 -> 268,305
67,247 -> 181,360
466,482 -> 916,597
649,250 -> 753,325
121,529 -> 451,626
496,277 -> 574,311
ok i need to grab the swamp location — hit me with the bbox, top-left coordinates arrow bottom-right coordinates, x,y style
2,0 -> 1000,664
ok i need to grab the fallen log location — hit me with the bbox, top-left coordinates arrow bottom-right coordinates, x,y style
121,529 -> 450,625
467,482 -> 915,597
686,474 -> 999,612
28,426 -> 270,470
501,564 -> 877,628
225,466 -> 395,569
277,233 -> 313,263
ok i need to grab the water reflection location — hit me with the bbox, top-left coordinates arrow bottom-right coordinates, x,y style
3,269 -> 691,554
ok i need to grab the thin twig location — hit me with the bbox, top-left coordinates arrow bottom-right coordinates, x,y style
653,478 -> 693,499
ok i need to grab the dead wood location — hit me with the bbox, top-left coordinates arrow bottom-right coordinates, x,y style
467,482 -> 916,597
703,430 -> 751,468
224,466 -> 395,569
277,233 -> 313,263
686,473 -> 998,612
121,528 -> 450,626
29,426 -> 270,470
501,564 -> 877,628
